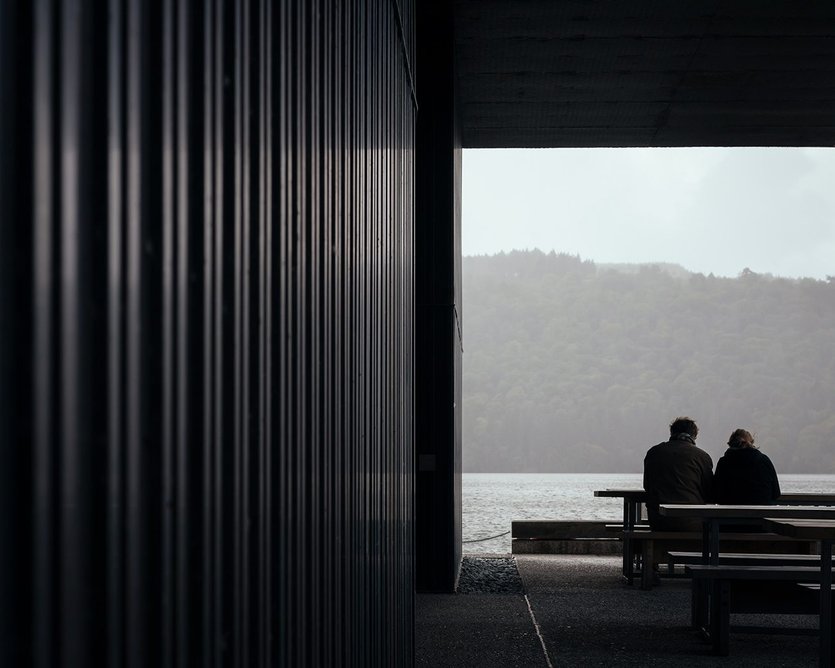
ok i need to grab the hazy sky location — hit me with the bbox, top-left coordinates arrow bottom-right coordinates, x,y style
462,148 -> 835,280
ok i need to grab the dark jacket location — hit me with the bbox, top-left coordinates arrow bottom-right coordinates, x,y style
643,435 -> 713,531
713,447 -> 781,505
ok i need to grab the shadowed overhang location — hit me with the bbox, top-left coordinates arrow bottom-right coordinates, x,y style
455,1 -> 835,148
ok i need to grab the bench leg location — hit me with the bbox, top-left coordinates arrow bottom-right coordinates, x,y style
692,577 -> 710,632
623,536 -> 634,585
641,540 -> 654,590
621,500 -> 631,582
820,541 -> 832,668
710,579 -> 730,656
691,579 -> 699,629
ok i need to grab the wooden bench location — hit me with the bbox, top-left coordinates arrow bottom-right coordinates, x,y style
621,529 -> 815,590
605,523 -> 647,578
667,550 -> 821,574
605,523 -> 649,531
800,583 -> 835,593
686,564 -> 833,655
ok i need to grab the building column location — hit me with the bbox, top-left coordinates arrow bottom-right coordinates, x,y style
415,1 -> 463,593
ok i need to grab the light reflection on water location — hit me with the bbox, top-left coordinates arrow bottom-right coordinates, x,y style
462,473 -> 835,554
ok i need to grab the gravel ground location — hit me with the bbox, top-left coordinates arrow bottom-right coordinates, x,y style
456,556 -> 526,594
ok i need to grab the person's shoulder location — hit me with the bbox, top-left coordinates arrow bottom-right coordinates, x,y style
739,447 -> 767,461
694,444 -> 713,464
643,442 -> 669,465
752,448 -> 775,465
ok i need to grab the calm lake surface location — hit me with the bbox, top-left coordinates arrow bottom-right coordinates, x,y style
462,472 -> 835,554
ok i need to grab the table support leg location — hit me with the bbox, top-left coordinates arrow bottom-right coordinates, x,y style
623,499 -> 634,584
695,520 -> 712,631
709,521 -> 719,566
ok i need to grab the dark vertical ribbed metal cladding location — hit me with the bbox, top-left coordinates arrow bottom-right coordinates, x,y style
1,0 -> 416,665
1,1 -> 33,666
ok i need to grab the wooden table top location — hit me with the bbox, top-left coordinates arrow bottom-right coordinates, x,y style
764,518 -> 835,540
778,493 -> 835,504
593,491 -> 835,503
659,504 -> 835,519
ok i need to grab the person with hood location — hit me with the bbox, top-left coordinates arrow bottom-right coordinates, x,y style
713,428 -> 781,505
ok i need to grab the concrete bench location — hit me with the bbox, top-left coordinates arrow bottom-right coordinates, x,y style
511,520 -> 622,554
686,565 -> 832,655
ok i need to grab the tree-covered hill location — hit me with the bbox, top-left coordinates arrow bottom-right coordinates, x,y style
462,249 -> 835,473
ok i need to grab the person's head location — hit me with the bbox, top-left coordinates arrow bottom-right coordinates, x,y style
727,428 -> 756,449
669,416 -> 698,440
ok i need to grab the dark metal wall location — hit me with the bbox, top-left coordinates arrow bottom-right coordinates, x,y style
1,0 -> 415,666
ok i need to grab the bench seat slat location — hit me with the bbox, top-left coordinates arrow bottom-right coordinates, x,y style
668,551 -> 820,567
622,530 -> 806,541
605,523 -> 649,532
686,565 -> 828,581
797,583 -> 835,591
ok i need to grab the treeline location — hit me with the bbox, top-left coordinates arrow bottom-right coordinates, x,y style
462,250 -> 835,473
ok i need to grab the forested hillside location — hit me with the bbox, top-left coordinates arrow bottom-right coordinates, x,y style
462,250 -> 835,473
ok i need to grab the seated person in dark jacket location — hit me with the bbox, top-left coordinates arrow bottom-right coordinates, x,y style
713,428 -> 780,505
643,417 -> 713,532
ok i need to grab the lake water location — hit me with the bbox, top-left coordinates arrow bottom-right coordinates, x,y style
462,472 -> 835,554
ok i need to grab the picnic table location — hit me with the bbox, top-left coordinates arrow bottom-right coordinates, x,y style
764,518 -> 835,667
586,491 -> 835,538
658,504 -> 835,565
595,491 -> 835,535
660,504 -> 835,664
594,491 -> 835,587
593,488 -> 647,529
593,489 -> 647,581
778,493 -> 835,505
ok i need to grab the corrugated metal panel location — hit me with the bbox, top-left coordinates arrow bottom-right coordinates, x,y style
1,0 -> 415,665
0,2 -> 34,666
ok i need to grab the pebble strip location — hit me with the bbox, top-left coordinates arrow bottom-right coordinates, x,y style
456,556 -> 526,594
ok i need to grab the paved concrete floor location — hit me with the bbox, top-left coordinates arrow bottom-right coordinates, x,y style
416,555 -> 818,667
